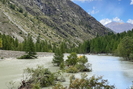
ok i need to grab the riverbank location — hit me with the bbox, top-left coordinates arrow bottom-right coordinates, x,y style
0,50 -> 54,59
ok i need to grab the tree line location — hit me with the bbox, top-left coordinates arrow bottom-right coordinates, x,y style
1,29 -> 133,60
0,33 -> 72,53
77,29 -> 133,60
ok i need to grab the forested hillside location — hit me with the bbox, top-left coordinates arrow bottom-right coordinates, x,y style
77,29 -> 133,60
0,33 -> 74,53
0,0 -> 110,45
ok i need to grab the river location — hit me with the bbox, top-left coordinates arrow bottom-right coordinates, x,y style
0,55 -> 133,89
86,55 -> 133,89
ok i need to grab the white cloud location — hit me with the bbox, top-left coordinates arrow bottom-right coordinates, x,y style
71,0 -> 94,2
113,17 -> 123,22
71,0 -> 101,2
130,0 -> 133,5
100,18 -> 112,25
88,10 -> 99,14
88,10 -> 99,15
100,17 -> 123,25
88,6 -> 99,15
127,19 -> 133,24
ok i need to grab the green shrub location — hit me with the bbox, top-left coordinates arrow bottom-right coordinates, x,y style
59,62 -> 65,70
9,4 -> 16,10
36,74 -> 115,89
24,12 -> 28,17
17,55 -> 31,59
18,7 -> 23,13
129,53 -> 133,60
75,64 -> 85,72
31,83 -> 40,89
65,54 -> 91,72
23,65 -> 55,87
69,75 -> 115,89
52,83 -> 66,89
66,66 -> 78,73
77,55 -> 88,65
66,52 -> 78,66
18,54 -> 37,59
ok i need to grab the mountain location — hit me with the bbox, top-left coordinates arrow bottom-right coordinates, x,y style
0,0 -> 110,44
105,22 -> 133,33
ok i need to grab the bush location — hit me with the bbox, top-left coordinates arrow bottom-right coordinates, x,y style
69,75 -> 115,89
66,52 -> 78,66
52,83 -> 66,89
21,66 -> 55,87
17,54 -> 37,59
77,55 -> 88,65
65,54 -> 91,73
18,66 -> 67,89
75,64 -> 85,72
18,7 -> 23,13
59,62 -> 65,70
129,53 -> 133,60
66,66 -> 78,73
24,12 -> 28,17
53,74 -> 115,89
9,4 -> 16,10
31,83 -> 40,89
17,55 -> 31,59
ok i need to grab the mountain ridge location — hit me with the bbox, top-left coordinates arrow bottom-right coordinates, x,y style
105,22 -> 133,33
0,0 -> 110,44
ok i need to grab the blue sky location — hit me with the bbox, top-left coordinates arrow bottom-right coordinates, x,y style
71,0 -> 133,25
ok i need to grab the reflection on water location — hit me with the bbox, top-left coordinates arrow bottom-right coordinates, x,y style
1,55 -> 133,89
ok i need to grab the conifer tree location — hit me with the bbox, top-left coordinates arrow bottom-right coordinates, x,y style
52,48 -> 64,66
60,42 -> 66,53
0,38 -> 2,49
117,36 -> 133,60
19,34 -> 37,59
26,35 -> 37,58
35,36 -> 41,52
2,35 -> 11,50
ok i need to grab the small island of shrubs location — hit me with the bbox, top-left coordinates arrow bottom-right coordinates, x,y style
52,48 -> 92,73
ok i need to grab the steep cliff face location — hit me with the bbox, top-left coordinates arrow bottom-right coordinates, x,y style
0,0 -> 110,43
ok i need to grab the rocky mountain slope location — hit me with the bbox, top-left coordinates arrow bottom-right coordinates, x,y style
105,22 -> 133,33
0,0 -> 110,44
